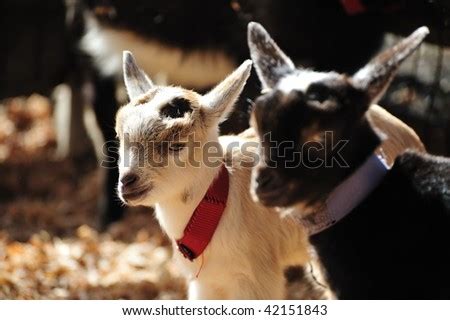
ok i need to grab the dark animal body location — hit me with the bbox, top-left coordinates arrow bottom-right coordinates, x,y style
0,0 -> 75,98
311,151 -> 450,299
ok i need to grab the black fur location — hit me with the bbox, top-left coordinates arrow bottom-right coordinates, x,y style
0,0 -> 80,99
91,75 -> 121,226
160,98 -> 193,119
310,151 -> 450,299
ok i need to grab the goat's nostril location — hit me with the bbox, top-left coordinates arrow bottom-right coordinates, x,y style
120,173 -> 139,188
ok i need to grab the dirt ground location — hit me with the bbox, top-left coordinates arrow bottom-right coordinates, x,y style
0,96 -> 324,299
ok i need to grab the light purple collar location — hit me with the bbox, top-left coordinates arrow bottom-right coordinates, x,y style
300,154 -> 390,235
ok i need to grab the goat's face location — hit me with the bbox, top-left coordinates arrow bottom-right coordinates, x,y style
116,52 -> 251,206
248,22 -> 429,210
250,71 -> 369,209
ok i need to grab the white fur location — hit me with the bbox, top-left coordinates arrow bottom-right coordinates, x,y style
152,133 -> 310,299
81,13 -> 236,88
277,71 -> 335,94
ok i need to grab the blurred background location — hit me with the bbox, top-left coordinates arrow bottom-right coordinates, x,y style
0,0 -> 448,299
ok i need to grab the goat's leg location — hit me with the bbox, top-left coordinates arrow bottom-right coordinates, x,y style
92,75 -> 123,227
53,75 -> 93,160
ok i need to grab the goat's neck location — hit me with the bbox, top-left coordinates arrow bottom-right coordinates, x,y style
309,118 -> 382,208
154,156 -> 222,241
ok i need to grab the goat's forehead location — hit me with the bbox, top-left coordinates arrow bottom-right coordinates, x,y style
119,111 -> 194,144
119,86 -> 197,122
138,87 -> 188,109
116,91 -> 193,137
277,71 -> 340,93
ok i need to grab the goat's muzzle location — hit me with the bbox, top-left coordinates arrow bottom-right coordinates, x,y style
119,173 -> 151,203
253,167 -> 288,207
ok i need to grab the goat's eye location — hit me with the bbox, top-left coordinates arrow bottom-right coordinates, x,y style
169,142 -> 186,152
307,87 -> 331,103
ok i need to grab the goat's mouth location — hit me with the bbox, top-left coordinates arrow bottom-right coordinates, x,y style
121,186 -> 151,203
256,186 -> 294,207
252,172 -> 302,208
252,177 -> 294,207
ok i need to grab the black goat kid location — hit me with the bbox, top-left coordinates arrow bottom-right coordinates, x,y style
248,22 -> 450,299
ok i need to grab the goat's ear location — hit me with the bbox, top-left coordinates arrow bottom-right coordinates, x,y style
247,22 -> 295,90
201,60 -> 252,126
123,51 -> 153,100
352,27 -> 429,103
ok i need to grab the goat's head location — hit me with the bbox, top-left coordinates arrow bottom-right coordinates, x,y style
116,51 -> 251,206
247,22 -> 428,210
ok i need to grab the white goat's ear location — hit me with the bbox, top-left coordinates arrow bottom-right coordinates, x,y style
247,22 -> 295,90
352,26 -> 429,103
123,51 -> 153,100
201,60 -> 252,126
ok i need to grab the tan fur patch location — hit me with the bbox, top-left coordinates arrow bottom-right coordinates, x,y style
301,122 -> 322,143
369,104 -> 425,167
181,188 -> 192,204
133,89 -> 159,106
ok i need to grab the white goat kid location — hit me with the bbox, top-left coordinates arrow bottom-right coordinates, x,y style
115,52 -> 310,299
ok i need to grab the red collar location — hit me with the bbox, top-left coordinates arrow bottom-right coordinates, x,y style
176,165 -> 229,261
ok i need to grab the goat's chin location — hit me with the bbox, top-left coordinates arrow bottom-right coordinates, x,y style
119,189 -> 154,207
131,194 -> 156,207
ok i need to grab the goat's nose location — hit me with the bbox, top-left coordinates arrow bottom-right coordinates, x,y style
120,173 -> 139,188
